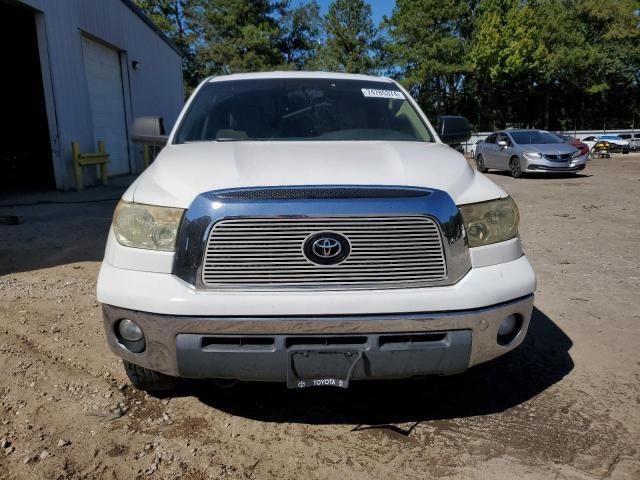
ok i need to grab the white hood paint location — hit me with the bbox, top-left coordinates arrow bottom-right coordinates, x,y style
125,141 -> 506,209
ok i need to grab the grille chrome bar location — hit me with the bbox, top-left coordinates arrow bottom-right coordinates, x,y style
202,216 -> 447,289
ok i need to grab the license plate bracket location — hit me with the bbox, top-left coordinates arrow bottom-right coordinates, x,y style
286,347 -> 364,389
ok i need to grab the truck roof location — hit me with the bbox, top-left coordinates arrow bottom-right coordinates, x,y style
207,71 -> 394,84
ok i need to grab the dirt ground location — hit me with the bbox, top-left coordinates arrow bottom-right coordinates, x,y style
0,154 -> 639,480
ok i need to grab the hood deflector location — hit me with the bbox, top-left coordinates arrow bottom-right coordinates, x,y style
213,186 -> 431,200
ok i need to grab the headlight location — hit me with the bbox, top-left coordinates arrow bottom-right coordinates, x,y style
113,201 -> 184,251
523,151 -> 542,159
571,150 -> 581,158
459,197 -> 519,248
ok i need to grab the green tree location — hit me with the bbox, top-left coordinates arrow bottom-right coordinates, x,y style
384,0 -> 473,118
197,0 -> 284,74
134,0 -> 205,92
573,0 -> 640,129
535,0 -> 594,130
316,0 -> 380,74
467,0 -> 639,130
468,1 -> 541,128
136,0 -> 640,130
278,1 -> 322,69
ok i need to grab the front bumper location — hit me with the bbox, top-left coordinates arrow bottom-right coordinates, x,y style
102,294 -> 534,381
97,254 -> 536,316
523,155 -> 587,173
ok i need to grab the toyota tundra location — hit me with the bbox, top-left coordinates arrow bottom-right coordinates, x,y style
97,72 -> 536,391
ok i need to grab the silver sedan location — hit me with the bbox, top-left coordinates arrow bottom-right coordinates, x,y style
475,130 -> 588,178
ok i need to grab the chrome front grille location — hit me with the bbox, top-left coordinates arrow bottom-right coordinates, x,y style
544,153 -> 572,161
202,216 -> 447,289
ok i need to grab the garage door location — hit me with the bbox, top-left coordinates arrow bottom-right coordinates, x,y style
81,37 -> 130,176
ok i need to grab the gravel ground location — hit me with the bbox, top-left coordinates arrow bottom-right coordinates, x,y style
0,154 -> 639,479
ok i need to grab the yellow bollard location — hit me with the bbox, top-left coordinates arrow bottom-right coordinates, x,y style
97,141 -> 109,186
143,144 -> 150,169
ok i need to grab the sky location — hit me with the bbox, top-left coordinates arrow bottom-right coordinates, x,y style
290,0 -> 395,26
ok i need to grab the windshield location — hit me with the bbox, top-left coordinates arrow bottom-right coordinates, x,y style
510,130 -> 563,145
174,78 -> 433,143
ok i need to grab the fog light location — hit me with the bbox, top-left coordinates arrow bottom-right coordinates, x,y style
497,314 -> 522,345
118,319 -> 144,342
498,315 -> 517,336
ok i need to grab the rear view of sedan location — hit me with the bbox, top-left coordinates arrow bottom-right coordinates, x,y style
475,129 -> 587,177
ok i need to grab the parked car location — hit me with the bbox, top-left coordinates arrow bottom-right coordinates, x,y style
452,143 -> 465,154
581,135 -> 630,154
617,134 -> 640,152
475,129 -> 587,177
469,139 -> 484,159
555,133 -> 590,157
97,72 -> 536,392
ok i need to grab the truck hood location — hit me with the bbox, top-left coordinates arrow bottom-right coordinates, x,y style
127,141 -> 506,208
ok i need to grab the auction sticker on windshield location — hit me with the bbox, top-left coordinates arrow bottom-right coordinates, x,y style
361,88 -> 405,99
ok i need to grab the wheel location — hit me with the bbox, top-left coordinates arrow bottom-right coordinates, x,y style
509,157 -> 523,178
475,154 -> 488,173
123,360 -> 176,392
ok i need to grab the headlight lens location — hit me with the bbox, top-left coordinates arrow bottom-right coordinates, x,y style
523,151 -> 542,159
459,197 -> 519,248
113,201 -> 184,251
571,150 -> 581,158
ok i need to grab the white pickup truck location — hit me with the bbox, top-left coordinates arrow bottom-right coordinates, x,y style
97,72 -> 536,391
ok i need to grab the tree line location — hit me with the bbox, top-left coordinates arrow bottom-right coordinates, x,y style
135,0 -> 640,132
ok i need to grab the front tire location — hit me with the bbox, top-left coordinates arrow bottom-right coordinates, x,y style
476,154 -> 488,173
510,157 -> 523,178
123,361 -> 176,392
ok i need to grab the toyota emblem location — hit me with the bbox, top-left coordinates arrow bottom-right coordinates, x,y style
312,237 -> 342,259
303,232 -> 350,265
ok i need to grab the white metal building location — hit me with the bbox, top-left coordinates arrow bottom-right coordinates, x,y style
0,0 -> 184,191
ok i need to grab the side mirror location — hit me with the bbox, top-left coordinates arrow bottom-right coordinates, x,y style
497,140 -> 508,147
437,115 -> 471,145
132,116 -> 168,145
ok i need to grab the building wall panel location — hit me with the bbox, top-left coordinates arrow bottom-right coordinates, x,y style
19,0 -> 184,189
